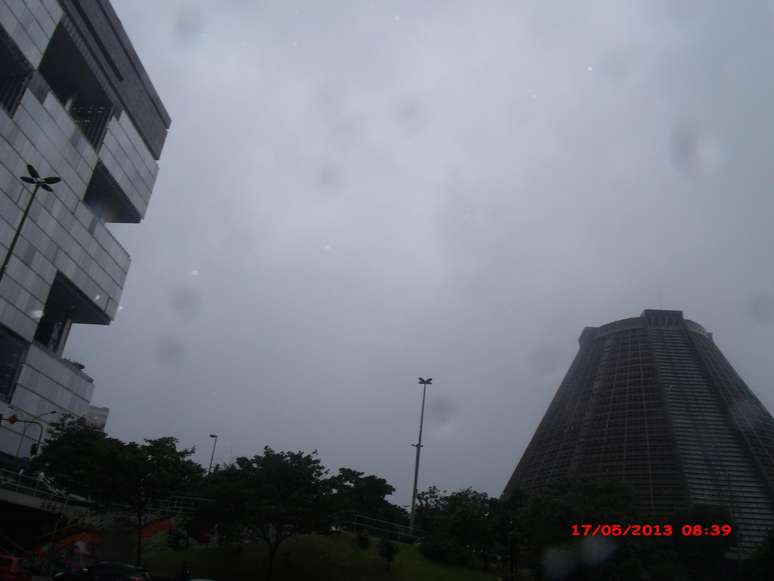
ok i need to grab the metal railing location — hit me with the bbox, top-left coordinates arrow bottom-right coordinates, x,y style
0,467 -> 209,518
348,513 -> 420,543
0,467 -> 75,507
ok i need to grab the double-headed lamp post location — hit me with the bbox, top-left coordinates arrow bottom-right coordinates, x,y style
0,164 -> 61,285
208,434 -> 218,474
409,377 -> 432,536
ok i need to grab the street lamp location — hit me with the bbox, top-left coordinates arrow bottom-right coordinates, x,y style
409,377 -> 432,536
208,434 -> 218,474
15,410 -> 59,457
0,164 -> 61,285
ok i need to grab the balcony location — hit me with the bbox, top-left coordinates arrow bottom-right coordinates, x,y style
37,24 -> 114,152
34,272 -> 109,357
84,161 -> 141,223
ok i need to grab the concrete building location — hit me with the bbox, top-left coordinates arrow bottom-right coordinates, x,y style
0,0 -> 169,457
85,404 -> 109,431
504,310 -> 774,555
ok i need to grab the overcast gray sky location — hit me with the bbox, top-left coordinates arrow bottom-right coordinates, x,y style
68,0 -> 774,507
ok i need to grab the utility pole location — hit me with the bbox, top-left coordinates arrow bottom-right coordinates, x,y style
0,414 -> 45,457
208,434 -> 218,474
409,377 -> 432,536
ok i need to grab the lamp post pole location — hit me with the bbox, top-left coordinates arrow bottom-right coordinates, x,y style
0,164 -> 61,286
409,377 -> 432,536
15,410 -> 58,457
1,165 -> 60,458
208,434 -> 218,474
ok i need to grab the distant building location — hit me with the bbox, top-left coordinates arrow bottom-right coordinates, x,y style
85,405 -> 109,431
503,310 -> 774,556
0,0 -> 169,457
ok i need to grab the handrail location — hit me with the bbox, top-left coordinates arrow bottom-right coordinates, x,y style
0,468 -> 210,516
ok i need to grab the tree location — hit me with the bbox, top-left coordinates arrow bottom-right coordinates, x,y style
745,528 -> 774,580
518,478 -> 637,566
415,486 -> 496,568
515,479 -> 681,580
672,504 -> 735,580
29,415 -> 117,501
446,489 -> 496,568
31,417 -> 203,566
329,467 -> 406,524
492,488 -> 528,581
121,437 -> 202,565
378,536 -> 400,571
198,447 -> 330,580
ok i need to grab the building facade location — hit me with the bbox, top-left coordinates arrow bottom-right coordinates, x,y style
0,0 -> 169,457
85,404 -> 109,431
504,310 -> 774,554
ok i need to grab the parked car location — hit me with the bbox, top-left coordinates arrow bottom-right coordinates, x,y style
0,555 -> 32,581
53,561 -> 146,581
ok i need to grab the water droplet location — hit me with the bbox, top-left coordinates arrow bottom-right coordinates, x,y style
30,309 -> 44,320
587,65 -> 593,72
670,121 -> 724,175
579,536 -> 616,565
170,284 -> 203,321
94,294 -> 101,301
156,335 -> 185,364
542,546 -> 577,579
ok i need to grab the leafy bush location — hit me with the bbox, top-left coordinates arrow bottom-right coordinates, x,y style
418,536 -> 455,563
355,527 -> 371,549
378,536 -> 399,570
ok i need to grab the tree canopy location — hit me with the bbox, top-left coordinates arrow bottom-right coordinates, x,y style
198,447 -> 331,580
31,416 -> 202,565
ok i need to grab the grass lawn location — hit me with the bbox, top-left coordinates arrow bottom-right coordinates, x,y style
144,534 -> 504,581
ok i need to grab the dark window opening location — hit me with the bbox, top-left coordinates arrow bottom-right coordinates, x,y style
0,25 -> 33,115
34,273 -> 110,356
38,25 -> 114,150
84,161 -> 141,224
0,325 -> 26,402
34,303 -> 74,356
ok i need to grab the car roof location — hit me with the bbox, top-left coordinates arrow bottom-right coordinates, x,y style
92,562 -> 138,570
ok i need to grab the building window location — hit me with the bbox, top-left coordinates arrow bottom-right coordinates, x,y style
0,325 -> 26,402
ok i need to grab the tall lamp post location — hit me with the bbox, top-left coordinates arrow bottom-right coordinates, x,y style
409,377 -> 432,536
0,164 -> 60,285
15,410 -> 58,457
208,434 -> 218,474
